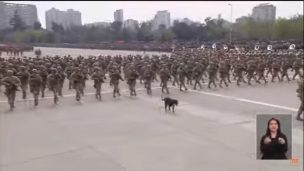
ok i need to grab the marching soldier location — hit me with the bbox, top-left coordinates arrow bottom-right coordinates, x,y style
91,67 -> 105,100
16,66 -> 30,99
292,58 -> 303,80
192,62 -> 203,90
47,68 -> 61,104
57,66 -> 66,97
1,70 -> 21,111
143,65 -> 154,95
219,61 -> 229,87
280,59 -> 291,82
39,65 -> 48,98
271,59 -> 282,82
177,63 -> 188,91
207,61 -> 218,88
70,67 -> 85,102
29,69 -> 42,106
126,67 -> 139,96
256,60 -> 268,84
159,65 -> 171,94
110,69 -> 124,98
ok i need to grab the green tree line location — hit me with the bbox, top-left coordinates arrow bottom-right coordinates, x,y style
0,11 -> 302,44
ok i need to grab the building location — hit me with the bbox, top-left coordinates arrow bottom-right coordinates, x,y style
114,9 -> 123,23
236,16 -> 252,24
123,19 -> 138,31
152,10 -> 171,31
252,3 -> 276,22
46,8 -> 82,31
0,2 -> 38,30
84,22 -> 110,28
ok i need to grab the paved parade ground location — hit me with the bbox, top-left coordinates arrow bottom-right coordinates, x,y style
0,76 -> 303,171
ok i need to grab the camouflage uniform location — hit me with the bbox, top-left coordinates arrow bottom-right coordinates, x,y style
271,60 -> 281,82
110,69 -> 124,98
159,66 -> 171,94
207,62 -> 218,88
292,58 -> 303,80
1,70 -> 21,110
192,62 -> 203,89
29,69 -> 42,106
256,60 -> 268,84
91,67 -> 105,100
70,68 -> 86,101
177,63 -> 188,91
143,66 -> 154,95
16,66 -> 30,99
281,60 -> 291,81
39,65 -> 48,98
47,68 -> 61,104
219,61 -> 229,87
126,67 -> 139,96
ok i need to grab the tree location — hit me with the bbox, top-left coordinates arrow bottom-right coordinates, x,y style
34,22 -> 42,30
9,10 -> 25,31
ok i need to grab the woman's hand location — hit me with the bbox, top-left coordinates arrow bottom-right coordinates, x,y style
278,137 -> 286,144
264,136 -> 271,144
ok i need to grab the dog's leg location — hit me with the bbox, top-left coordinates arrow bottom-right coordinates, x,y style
165,104 -> 167,111
172,105 -> 175,112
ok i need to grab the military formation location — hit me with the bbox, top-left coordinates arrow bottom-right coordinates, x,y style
0,47 -> 303,120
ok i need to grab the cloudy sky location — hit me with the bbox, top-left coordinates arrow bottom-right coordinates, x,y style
5,1 -> 304,28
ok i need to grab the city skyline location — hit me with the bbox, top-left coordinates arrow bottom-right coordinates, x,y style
3,1 -> 304,29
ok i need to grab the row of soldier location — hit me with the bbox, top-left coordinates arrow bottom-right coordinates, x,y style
0,49 -> 303,111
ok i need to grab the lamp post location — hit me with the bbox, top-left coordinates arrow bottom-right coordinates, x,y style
228,3 -> 233,44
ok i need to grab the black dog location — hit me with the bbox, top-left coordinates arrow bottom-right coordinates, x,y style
162,97 -> 178,112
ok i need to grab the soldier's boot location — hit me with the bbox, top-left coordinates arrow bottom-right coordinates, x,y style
219,80 -> 223,88
34,98 -> 38,106
213,81 -> 217,88
98,94 -> 102,101
236,79 -> 240,86
208,81 -> 212,89
225,81 -> 228,87
179,84 -> 183,91
22,90 -> 26,99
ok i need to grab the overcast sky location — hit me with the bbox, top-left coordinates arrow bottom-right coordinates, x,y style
5,1 -> 304,28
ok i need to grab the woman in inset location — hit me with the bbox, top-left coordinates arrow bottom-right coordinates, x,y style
260,118 -> 288,159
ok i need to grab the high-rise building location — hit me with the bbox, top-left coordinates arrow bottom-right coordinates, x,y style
252,3 -> 276,22
123,19 -> 138,31
152,10 -> 170,31
0,2 -> 38,30
114,9 -> 123,23
45,8 -> 82,31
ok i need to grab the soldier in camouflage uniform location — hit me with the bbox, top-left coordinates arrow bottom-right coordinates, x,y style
47,68 -> 61,104
143,65 -> 154,95
280,59 -> 291,82
70,67 -> 86,102
126,66 -> 139,96
159,65 -> 171,94
16,66 -> 30,99
207,61 -> 218,88
29,69 -> 42,106
192,62 -> 203,90
170,61 -> 179,86
296,79 -> 303,121
219,61 -> 229,87
39,65 -> 48,98
57,66 -> 66,96
292,58 -> 303,80
1,70 -> 21,111
178,63 -> 188,91
246,60 -> 258,85
256,59 -> 268,84
234,62 -> 247,86
110,69 -> 124,98
91,67 -> 105,100
271,59 -> 282,82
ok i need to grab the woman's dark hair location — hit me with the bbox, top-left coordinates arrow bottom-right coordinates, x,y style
265,118 -> 282,136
